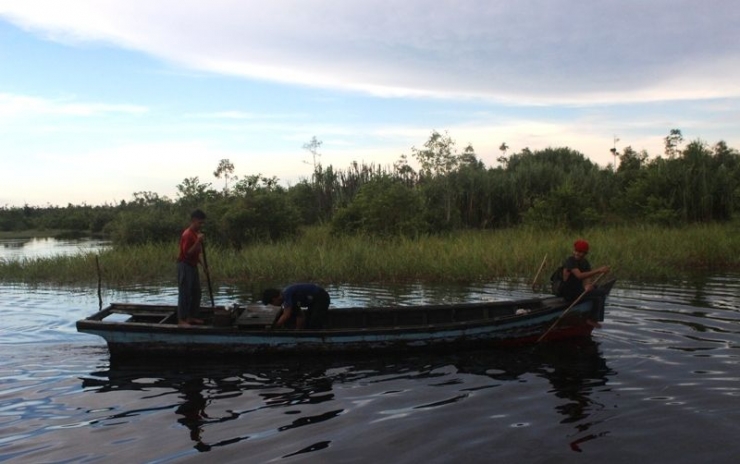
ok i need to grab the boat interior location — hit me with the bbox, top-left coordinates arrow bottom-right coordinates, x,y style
83,296 -> 570,330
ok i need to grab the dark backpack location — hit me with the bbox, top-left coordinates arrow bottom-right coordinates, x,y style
549,266 -> 564,296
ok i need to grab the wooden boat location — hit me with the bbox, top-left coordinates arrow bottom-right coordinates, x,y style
76,280 -> 616,358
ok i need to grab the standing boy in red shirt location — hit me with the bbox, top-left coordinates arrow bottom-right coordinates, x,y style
177,209 -> 206,327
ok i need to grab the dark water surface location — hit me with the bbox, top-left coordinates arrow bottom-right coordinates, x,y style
1,244 -> 739,463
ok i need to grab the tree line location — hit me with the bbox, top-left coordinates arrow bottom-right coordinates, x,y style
2,129 -> 738,246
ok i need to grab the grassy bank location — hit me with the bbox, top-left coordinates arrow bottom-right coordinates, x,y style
1,224 -> 739,286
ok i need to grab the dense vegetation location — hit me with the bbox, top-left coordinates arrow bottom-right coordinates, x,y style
2,129 -> 739,249
5,224 -> 739,285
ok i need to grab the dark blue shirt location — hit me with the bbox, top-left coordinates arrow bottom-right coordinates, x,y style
282,283 -> 325,309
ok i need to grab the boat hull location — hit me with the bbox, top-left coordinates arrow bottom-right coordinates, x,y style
77,281 -> 615,359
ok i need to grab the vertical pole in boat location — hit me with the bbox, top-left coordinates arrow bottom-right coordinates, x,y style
531,254 -> 548,292
95,254 -> 103,311
202,241 -> 215,307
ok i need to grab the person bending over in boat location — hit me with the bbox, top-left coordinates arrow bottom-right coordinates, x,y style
262,284 -> 331,330
559,239 -> 610,302
177,209 -> 206,327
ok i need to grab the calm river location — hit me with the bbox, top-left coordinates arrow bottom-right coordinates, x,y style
1,239 -> 738,463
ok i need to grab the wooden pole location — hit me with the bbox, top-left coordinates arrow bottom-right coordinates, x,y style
531,254 -> 548,292
201,241 -> 215,307
537,273 -> 606,343
95,255 -> 103,311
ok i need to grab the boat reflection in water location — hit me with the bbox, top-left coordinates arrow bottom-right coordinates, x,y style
80,339 -> 613,458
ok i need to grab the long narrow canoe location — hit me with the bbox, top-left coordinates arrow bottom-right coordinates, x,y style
77,280 -> 616,358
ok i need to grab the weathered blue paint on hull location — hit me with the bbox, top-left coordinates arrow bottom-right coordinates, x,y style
78,297 -> 605,358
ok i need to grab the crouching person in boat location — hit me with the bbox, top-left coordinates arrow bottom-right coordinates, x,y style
559,239 -> 610,302
547,239 -> 611,328
262,284 -> 331,330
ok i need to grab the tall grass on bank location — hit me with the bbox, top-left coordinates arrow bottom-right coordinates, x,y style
230,224 -> 738,283
1,224 -> 739,286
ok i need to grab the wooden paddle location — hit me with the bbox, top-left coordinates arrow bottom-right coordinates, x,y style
537,272 -> 607,343
201,240 -> 215,307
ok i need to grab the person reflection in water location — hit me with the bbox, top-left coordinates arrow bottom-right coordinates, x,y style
175,377 -> 211,452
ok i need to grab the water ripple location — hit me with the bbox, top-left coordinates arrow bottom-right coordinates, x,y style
2,276 -> 740,462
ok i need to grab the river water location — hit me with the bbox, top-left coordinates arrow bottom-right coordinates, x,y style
1,239 -> 739,463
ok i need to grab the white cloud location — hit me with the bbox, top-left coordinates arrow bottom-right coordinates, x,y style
182,110 -> 306,121
0,93 -> 148,118
2,1 -> 738,104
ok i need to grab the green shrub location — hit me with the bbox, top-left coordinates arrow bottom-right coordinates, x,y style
331,178 -> 426,236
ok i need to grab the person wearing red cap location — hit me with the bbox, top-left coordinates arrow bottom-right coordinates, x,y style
559,239 -> 610,301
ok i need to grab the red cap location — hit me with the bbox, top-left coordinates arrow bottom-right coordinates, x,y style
574,239 -> 589,253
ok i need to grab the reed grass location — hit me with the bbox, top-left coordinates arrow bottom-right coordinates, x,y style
1,223 -> 739,286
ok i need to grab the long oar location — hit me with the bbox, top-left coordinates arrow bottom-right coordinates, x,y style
201,240 -> 215,307
531,254 -> 548,292
95,254 -> 103,311
537,273 -> 606,343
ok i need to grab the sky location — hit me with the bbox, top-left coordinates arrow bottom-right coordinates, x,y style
1,0 -> 739,207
